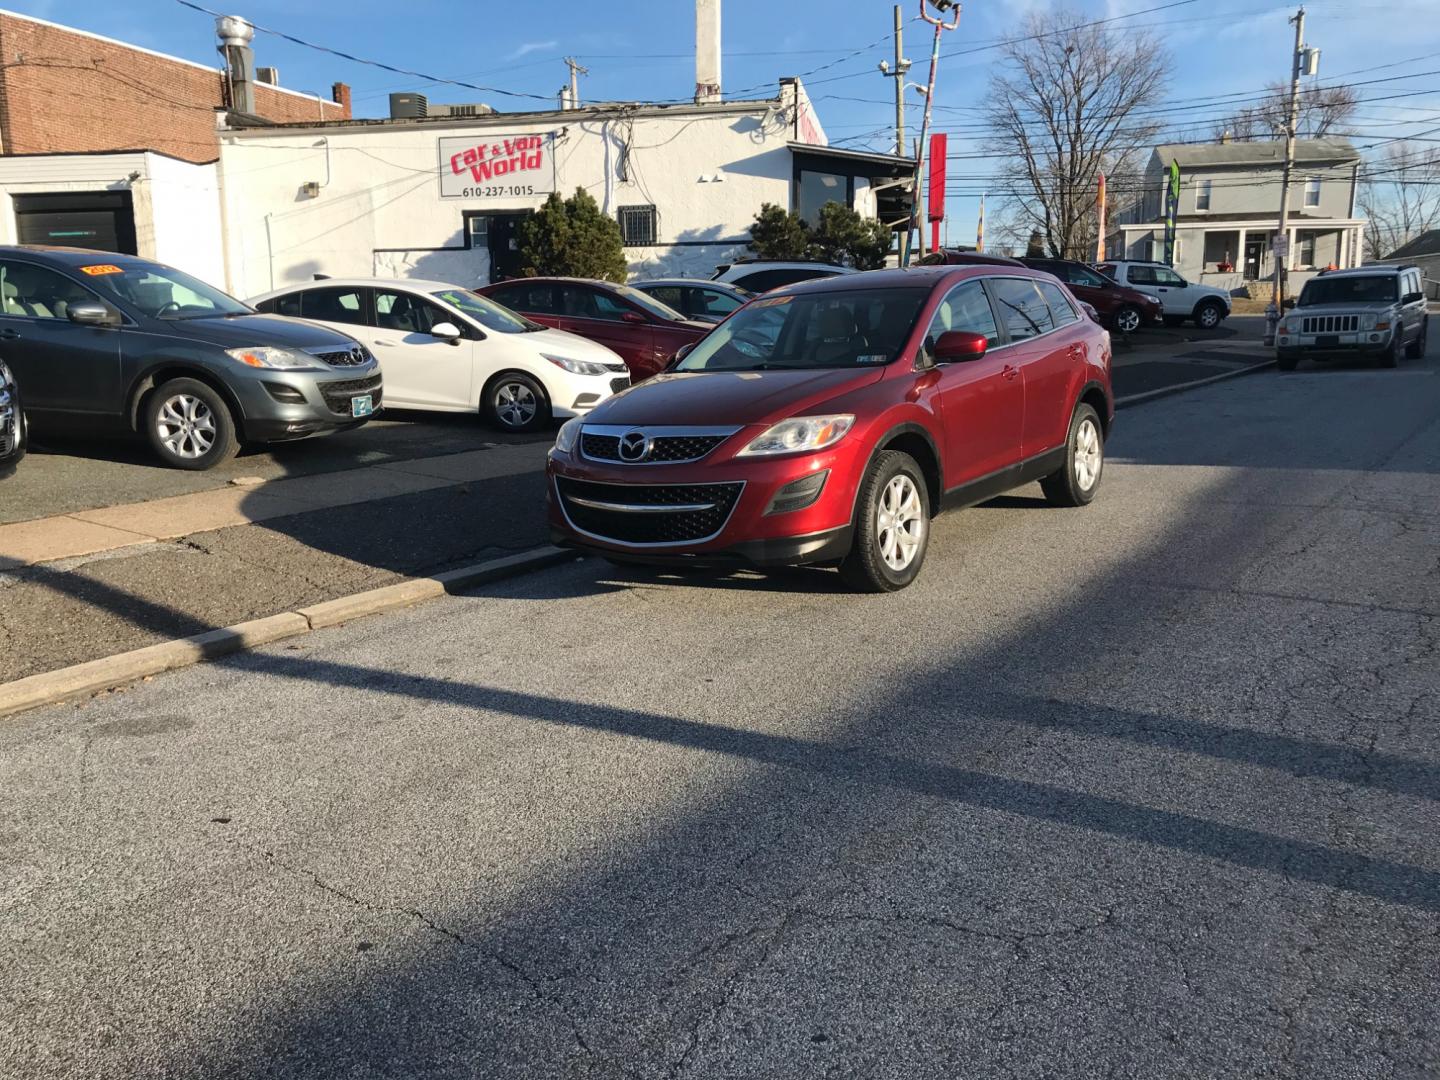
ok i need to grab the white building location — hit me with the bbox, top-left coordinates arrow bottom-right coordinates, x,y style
216,78 -> 913,298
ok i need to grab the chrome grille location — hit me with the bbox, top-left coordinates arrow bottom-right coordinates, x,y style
579,425 -> 739,465
309,344 -> 374,367
556,478 -> 744,545
319,374 -> 383,415
1300,314 -> 1359,334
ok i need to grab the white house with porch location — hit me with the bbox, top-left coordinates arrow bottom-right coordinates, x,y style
1108,138 -> 1364,295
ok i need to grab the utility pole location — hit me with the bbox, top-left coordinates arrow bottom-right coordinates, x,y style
564,56 -> 589,109
876,6 -> 911,158
1267,7 -> 1309,343
903,0 -> 961,264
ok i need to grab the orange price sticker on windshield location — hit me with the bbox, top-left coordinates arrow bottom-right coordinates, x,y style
79,264 -> 123,276
750,295 -> 793,309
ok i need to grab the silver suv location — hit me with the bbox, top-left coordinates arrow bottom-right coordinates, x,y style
1277,265 -> 1429,370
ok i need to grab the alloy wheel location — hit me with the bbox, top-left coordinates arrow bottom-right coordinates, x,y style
494,381 -> 538,428
1114,307 -> 1140,334
155,394 -> 217,460
875,474 -> 925,572
1197,304 -> 1221,329
1074,417 -> 1102,491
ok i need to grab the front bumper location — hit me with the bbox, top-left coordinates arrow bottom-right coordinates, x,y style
1276,329 -> 1394,357
546,438 -> 863,566
228,365 -> 383,443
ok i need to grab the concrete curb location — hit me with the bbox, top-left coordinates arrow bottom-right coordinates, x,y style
0,545 -> 578,720
1116,357 -> 1274,410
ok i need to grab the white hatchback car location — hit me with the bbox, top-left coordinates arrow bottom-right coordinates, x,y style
250,278 -> 630,431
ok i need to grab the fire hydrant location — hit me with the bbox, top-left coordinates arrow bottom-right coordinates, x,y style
1263,302 -> 1279,347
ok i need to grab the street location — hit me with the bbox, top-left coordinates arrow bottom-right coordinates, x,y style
2,344 -> 1436,1077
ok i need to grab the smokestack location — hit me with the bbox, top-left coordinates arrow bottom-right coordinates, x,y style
216,15 -> 257,115
695,0 -> 721,104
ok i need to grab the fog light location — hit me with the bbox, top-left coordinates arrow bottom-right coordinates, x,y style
765,470 -> 828,515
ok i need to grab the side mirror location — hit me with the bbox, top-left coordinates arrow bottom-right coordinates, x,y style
933,330 -> 988,362
667,342 -> 696,370
621,311 -> 647,325
430,321 -> 463,345
68,302 -> 117,327
1403,291 -> 1424,305
1282,298 -> 1297,310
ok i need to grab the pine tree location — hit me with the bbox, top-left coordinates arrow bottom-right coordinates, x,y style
516,188 -> 628,282
747,203 -> 816,261
813,203 -> 893,270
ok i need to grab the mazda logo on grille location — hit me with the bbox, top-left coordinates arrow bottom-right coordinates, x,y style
618,431 -> 650,462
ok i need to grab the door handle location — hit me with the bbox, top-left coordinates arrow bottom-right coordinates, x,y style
1002,364 -> 1019,380
373,339 -> 396,347
0,328 -> 18,340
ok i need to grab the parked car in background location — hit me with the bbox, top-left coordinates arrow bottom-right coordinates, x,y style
476,277 -> 711,381
711,260 -> 856,293
1095,260 -> 1231,329
1275,265 -> 1428,371
630,279 -> 751,323
0,357 -> 25,477
0,247 -> 381,470
1019,257 -> 1163,334
916,250 -> 1026,268
252,279 -> 629,432
547,265 -> 1113,592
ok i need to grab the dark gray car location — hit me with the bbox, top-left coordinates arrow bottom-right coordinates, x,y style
0,246 -> 382,470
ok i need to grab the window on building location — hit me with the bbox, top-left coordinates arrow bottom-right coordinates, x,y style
989,278 -> 1053,342
797,170 -> 850,225
1195,179 -> 1212,211
1298,232 -> 1316,267
1304,176 -> 1321,208
617,205 -> 657,246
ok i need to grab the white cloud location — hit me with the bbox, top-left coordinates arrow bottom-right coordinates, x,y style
508,40 -> 558,60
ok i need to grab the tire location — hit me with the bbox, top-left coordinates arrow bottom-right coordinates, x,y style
1111,305 -> 1142,335
1405,318 -> 1427,360
1277,353 -> 1299,372
1375,333 -> 1401,369
1194,300 -> 1225,330
839,450 -> 931,593
142,378 -> 238,471
483,372 -> 549,432
1040,403 -> 1104,508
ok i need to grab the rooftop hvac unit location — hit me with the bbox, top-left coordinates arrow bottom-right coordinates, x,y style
390,92 -> 429,119
256,66 -> 279,85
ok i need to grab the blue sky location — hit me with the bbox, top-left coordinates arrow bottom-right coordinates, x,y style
6,0 -> 1438,236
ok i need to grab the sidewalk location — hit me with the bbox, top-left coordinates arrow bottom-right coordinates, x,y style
0,442 -> 551,682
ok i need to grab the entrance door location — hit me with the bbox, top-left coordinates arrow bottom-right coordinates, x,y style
1244,236 -> 1264,280
485,213 -> 529,283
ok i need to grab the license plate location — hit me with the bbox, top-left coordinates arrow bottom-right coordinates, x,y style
350,394 -> 374,418
1316,335 -> 1340,347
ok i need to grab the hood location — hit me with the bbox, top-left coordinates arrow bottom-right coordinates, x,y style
525,326 -> 626,364
586,368 -> 885,427
1195,284 -> 1232,303
151,313 -> 364,350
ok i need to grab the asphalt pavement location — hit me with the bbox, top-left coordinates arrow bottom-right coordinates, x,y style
2,330 -> 1436,1077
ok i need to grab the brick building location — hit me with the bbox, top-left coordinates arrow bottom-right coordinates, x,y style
0,10 -> 351,285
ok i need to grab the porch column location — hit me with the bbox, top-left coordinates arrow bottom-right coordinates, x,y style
1237,228 -> 1247,276
1287,227 -> 1297,271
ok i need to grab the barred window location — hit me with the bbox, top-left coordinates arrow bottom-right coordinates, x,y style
618,205 -> 657,246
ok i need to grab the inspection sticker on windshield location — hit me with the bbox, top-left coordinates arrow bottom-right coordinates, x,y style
79,264 -> 124,276
856,353 -> 888,364
749,295 -> 793,309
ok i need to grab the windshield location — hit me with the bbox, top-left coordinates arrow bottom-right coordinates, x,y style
432,289 -> 543,333
675,288 -> 929,372
1300,276 -> 1398,306
611,284 -> 688,322
81,262 -> 251,319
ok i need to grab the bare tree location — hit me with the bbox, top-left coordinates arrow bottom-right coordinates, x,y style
982,9 -> 1168,260
1359,143 -> 1440,259
1210,82 -> 1358,142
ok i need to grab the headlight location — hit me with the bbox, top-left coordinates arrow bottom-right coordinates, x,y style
544,354 -> 610,377
738,414 -> 854,457
1360,314 -> 1378,331
225,346 -> 323,370
553,416 -> 583,454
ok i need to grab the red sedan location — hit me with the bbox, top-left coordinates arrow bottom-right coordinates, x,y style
477,277 -> 712,381
546,265 -> 1114,592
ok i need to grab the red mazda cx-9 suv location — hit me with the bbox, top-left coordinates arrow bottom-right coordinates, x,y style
546,266 -> 1114,591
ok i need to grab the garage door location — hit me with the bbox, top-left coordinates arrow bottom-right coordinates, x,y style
13,192 -> 136,254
